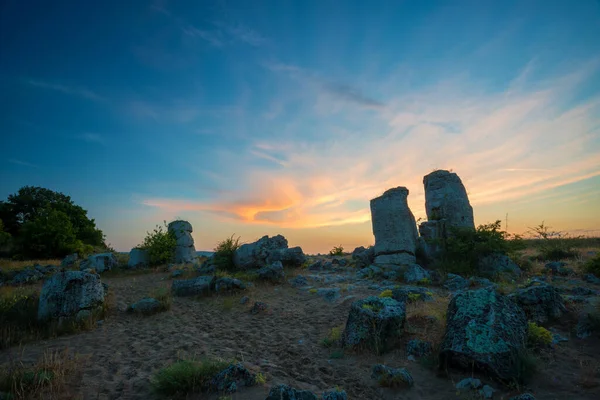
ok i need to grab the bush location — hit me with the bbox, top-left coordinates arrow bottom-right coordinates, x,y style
17,209 -> 80,259
321,326 -> 343,348
528,222 -> 579,260
584,253 -> 600,276
378,290 -> 393,298
151,358 -> 231,395
139,222 -> 176,266
212,234 -> 241,271
527,322 -> 552,347
329,245 -> 344,256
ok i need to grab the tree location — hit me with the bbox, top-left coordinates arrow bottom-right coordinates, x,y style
139,222 -> 177,266
0,218 -> 11,248
18,209 -> 80,258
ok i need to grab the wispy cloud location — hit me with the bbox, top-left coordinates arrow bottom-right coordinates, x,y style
78,133 -> 106,145
8,159 -> 38,168
26,79 -> 104,102
182,26 -> 224,47
216,21 -> 268,47
144,58 -> 600,231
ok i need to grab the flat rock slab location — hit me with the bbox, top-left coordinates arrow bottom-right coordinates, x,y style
171,276 -> 214,297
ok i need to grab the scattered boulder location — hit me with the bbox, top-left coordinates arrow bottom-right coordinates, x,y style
233,235 -> 289,270
439,288 -> 528,382
267,246 -> 307,267
575,297 -> 600,339
250,301 -> 268,315
316,288 -> 341,303
455,377 -> 482,390
444,273 -> 469,292
60,253 -> 78,268
403,264 -> 430,283
127,298 -> 162,315
544,261 -> 574,276
370,187 -> 418,265
38,271 -> 105,323
352,246 -> 375,268
240,296 -> 250,305
167,220 -> 197,264
480,385 -> 495,399
510,394 -> 536,400
289,275 -> 309,288
11,267 -> 45,285
583,273 -> 600,285
265,384 -> 317,400
392,286 -> 434,303
214,277 -> 247,293
322,389 -> 348,400
257,261 -> 285,282
508,284 -> 566,324
342,296 -> 406,354
406,339 -> 432,357
128,248 -> 150,269
423,169 -> 474,229
308,260 -> 334,271
477,253 -> 521,280
79,253 -> 117,273
331,257 -> 348,267
171,276 -> 214,297
371,364 -> 414,387
209,363 -> 256,394
469,277 -> 497,289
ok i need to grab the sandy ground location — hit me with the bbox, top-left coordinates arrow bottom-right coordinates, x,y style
1,269 -> 600,400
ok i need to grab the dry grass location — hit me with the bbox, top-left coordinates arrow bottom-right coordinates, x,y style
404,294 -> 449,348
0,347 -> 84,400
0,259 -> 62,272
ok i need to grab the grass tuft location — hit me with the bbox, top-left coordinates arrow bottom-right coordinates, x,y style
151,357 -> 231,395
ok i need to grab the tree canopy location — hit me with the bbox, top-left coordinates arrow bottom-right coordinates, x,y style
0,186 -> 106,258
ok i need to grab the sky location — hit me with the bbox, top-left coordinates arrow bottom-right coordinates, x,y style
1,0 -> 600,254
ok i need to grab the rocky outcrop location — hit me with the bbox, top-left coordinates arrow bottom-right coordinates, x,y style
128,248 -> 150,269
171,276 -> 214,297
266,246 -> 307,267
127,298 -> 162,315
342,296 -> 406,354
60,253 -> 78,268
370,187 -> 418,265
439,288 -> 527,382
352,246 -> 375,268
477,253 -> 521,280
371,364 -> 414,387
79,253 -> 117,273
38,271 -> 105,323
233,235 -> 306,269
265,384 -> 318,400
508,283 -> 566,324
423,169 -> 474,230
209,363 -> 257,394
257,261 -> 285,282
214,277 -> 247,293
167,220 -> 197,264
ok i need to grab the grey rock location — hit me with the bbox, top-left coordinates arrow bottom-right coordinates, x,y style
544,261 -> 574,276
79,253 -> 117,273
417,220 -> 446,261
423,169 -> 474,229
456,378 -> 482,390
168,220 -> 197,264
370,187 -> 418,265
392,286 -> 434,303
267,246 -> 307,267
233,234 -> 288,269
214,277 -> 246,293
317,288 -> 341,303
250,301 -> 268,314
342,296 -> 406,354
171,276 -> 214,297
444,273 -> 470,292
509,284 -> 566,324
171,270 -> 184,278
128,248 -> 150,269
480,385 -> 495,399
60,253 -> 78,268
371,364 -> 414,387
128,298 -> 162,315
576,297 -> 600,339
403,264 -> 430,283
240,296 -> 250,305
209,362 -> 256,393
351,246 -> 375,268
322,389 -> 348,400
477,253 -> 521,280
289,275 -> 309,287
406,339 -> 432,357
11,267 -> 44,285
584,274 -> 600,285
440,288 -> 528,382
265,384 -> 317,400
38,271 -> 105,323
509,394 -> 536,400
257,261 -> 285,282
469,277 -> 497,289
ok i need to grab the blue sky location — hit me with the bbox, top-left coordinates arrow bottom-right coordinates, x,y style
1,0 -> 599,253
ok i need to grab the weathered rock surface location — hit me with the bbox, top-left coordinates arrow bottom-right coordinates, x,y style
370,187 -> 418,265
209,363 -> 256,394
128,248 -> 150,269
267,246 -> 307,267
371,364 -> 414,387
128,298 -> 162,315
444,273 -> 470,292
423,169 -> 474,229
80,253 -> 117,273
342,296 -> 406,354
477,253 -> 521,280
406,339 -> 433,357
265,384 -> 317,400
352,246 -> 375,268
392,286 -> 434,303
60,253 -> 78,268
440,288 -> 527,382
233,235 -> 289,270
322,389 -> 348,400
38,271 -> 105,322
214,277 -> 247,293
257,261 -> 285,282
168,220 -> 197,264
171,276 -> 214,297
403,263 -> 430,283
417,220 -> 446,261
508,284 -> 566,324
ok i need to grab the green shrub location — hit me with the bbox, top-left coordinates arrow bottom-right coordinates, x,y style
212,234 -> 241,271
527,322 -> 552,347
138,221 -> 176,266
151,358 -> 231,395
152,287 -> 172,312
329,245 -> 344,256
584,253 -> 600,276
379,289 -> 393,298
321,326 -> 343,347
528,222 -> 579,260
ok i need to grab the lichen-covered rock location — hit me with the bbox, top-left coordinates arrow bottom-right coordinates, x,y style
480,385 -> 495,399
440,288 -> 527,382
289,275 -> 309,288
11,267 -> 45,285
469,277 -> 497,289
168,220 -> 197,264
403,264 -> 430,283
342,296 -> 406,354
267,246 -> 307,267
128,298 -> 162,315
455,377 -> 482,390
508,284 -> 566,324
308,260 -> 334,271
38,271 -> 105,322
250,301 -> 268,314
423,169 -> 474,229
214,277 -> 247,293
79,253 -> 117,273
544,261 -> 574,276
477,253 -> 521,280
233,235 -> 288,270
583,273 -> 600,285
257,261 -> 285,282
575,297 -> 600,339
509,394 -> 536,400
417,220 -> 446,261
265,384 -> 317,400
60,253 -> 78,268
209,363 -> 256,393
371,364 -> 414,387
352,246 -> 375,268
240,296 -> 250,304
128,248 -> 150,269
370,187 -> 418,265
322,389 -> 348,400
171,276 -> 214,297
317,288 -> 341,303
392,286 -> 434,303
406,339 -> 433,357
444,273 -> 469,292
